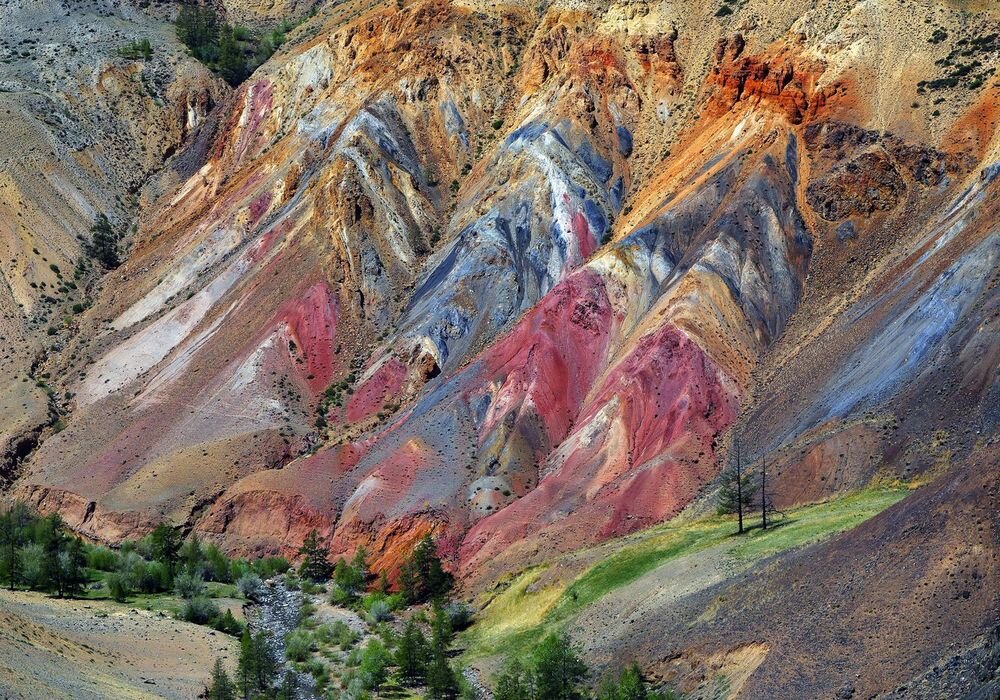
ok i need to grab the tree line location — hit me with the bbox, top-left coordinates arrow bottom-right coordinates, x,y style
493,632 -> 677,700
207,529 -> 467,699
0,500 -> 288,636
175,3 -> 310,86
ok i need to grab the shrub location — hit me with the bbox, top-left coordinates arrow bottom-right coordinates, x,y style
300,578 -> 324,595
86,545 -> 118,571
236,572 -> 264,600
285,628 -> 313,662
341,676 -> 371,700
253,555 -> 290,579
106,571 -> 131,602
117,38 -> 153,60
444,600 -> 474,631
329,584 -> 355,606
367,600 -> 392,623
174,571 -> 206,599
132,559 -> 170,593
180,596 -> 221,625
318,620 -> 359,650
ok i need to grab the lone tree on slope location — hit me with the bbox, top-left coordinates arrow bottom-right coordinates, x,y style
718,440 -> 756,534
298,529 -> 333,582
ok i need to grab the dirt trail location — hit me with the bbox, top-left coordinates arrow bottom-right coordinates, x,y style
0,589 -> 237,699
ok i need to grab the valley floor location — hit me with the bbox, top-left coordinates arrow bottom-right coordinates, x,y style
0,589 -> 238,699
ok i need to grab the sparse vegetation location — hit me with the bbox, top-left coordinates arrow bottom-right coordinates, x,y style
175,5 -> 312,86
0,500 -> 293,642
464,487 -> 911,662
86,214 -> 121,269
117,38 -> 153,60
918,31 -> 999,93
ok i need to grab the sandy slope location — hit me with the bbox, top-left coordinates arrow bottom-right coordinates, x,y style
0,590 -> 237,700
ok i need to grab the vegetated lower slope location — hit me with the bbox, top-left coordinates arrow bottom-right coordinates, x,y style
1,0 -> 998,696
464,455 -> 998,699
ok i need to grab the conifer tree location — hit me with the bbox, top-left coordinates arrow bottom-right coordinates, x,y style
399,534 -> 452,604
217,24 -> 249,86
494,658 -> 532,700
426,600 -> 460,699
87,214 -> 121,269
531,633 -> 588,700
426,644 -> 460,699
395,619 -> 429,686
150,523 -> 182,579
718,441 -> 755,534
0,506 -> 23,590
207,657 -> 236,700
298,529 -> 332,582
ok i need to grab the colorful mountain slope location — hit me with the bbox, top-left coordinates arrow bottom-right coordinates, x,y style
1,0 -> 998,696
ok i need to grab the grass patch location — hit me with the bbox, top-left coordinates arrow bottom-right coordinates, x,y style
728,488 -> 907,563
463,486 -> 910,661
463,567 -> 565,658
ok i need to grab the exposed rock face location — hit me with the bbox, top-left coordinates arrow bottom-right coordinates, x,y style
2,0 -> 999,695
0,0 -> 225,495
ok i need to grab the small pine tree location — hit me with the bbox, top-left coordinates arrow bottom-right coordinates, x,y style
237,630 -> 254,698
298,529 -> 332,582
238,629 -> 277,696
359,638 -> 391,693
431,600 -> 454,647
150,523 -> 182,578
278,669 -> 297,700
333,557 -> 364,598
494,658 -> 532,700
532,633 -> 588,700
207,657 -> 236,700
399,534 -> 453,604
395,619 -> 429,686
351,546 -> 368,584
86,214 -> 121,269
426,646 -> 460,699
597,663 -> 648,700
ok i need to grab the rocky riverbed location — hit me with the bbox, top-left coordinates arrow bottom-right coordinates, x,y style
244,580 -> 321,700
